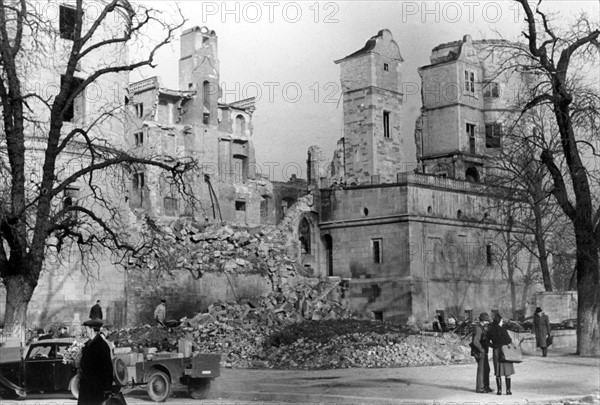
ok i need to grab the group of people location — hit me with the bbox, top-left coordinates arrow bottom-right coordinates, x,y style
471,307 -> 552,395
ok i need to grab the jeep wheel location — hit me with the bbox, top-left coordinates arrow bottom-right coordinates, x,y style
147,370 -> 170,402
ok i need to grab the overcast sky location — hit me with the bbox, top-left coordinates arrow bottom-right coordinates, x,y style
134,1 -> 599,181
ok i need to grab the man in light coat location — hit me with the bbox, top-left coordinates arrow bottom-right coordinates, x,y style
154,299 -> 166,326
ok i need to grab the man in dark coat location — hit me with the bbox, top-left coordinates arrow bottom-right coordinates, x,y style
533,307 -> 551,357
78,318 -> 113,405
89,300 -> 103,320
473,312 -> 493,393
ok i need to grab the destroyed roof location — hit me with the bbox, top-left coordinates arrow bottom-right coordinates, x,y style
219,97 -> 256,112
335,29 -> 404,64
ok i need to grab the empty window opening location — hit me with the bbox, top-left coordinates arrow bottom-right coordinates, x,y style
132,172 -> 145,189
134,131 -> 143,146
485,123 -> 502,148
203,113 -> 210,125
203,81 -> 211,109
299,217 -> 311,254
457,210 -> 462,219
235,114 -> 246,135
483,82 -> 500,98
466,123 -> 476,154
59,5 -> 77,40
465,167 -> 480,182
235,200 -> 246,211
373,311 -> 383,321
427,206 -> 432,214
61,75 -> 84,122
383,111 -> 390,138
363,207 -> 369,216
134,103 -> 144,118
486,244 -> 493,265
372,238 -> 382,264
383,63 -> 389,71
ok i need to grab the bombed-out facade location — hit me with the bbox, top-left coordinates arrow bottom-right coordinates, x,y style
307,31 -> 537,323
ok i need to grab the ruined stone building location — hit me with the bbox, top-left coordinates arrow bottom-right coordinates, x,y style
306,31 -> 537,323
126,26 -> 274,226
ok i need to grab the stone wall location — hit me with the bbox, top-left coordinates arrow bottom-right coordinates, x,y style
535,291 -> 577,322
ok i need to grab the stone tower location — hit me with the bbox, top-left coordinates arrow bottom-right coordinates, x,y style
334,29 -> 405,185
179,26 -> 220,126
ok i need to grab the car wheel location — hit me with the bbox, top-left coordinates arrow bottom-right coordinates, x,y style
188,379 -> 211,399
69,374 -> 80,399
147,370 -> 170,402
112,358 -> 128,386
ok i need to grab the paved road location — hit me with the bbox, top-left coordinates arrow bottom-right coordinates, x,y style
2,349 -> 598,405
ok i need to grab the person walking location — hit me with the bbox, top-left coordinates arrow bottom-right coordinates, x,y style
154,299 -> 166,326
472,312 -> 493,393
89,300 -> 103,320
533,307 -> 551,357
78,318 -> 113,405
487,312 -> 515,395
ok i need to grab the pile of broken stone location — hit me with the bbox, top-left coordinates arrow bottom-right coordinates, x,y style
111,278 -> 472,370
132,219 -> 308,283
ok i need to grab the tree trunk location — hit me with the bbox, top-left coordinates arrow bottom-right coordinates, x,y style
2,274 -> 36,344
574,228 -> 600,356
533,210 -> 552,291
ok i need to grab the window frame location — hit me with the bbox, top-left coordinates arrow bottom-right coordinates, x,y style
59,5 -> 77,40
483,82 -> 500,98
383,111 -> 391,139
485,123 -> 502,148
372,238 -> 383,264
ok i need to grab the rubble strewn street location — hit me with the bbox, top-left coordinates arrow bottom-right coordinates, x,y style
111,276 -> 473,370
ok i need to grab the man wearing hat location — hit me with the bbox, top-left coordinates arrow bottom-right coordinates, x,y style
58,325 -> 70,338
78,318 -> 113,405
154,299 -> 166,326
472,312 -> 493,393
533,307 -> 551,357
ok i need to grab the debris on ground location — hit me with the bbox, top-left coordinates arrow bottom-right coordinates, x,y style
109,278 -> 473,370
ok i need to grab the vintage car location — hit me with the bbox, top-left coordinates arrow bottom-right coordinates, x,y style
0,338 -> 78,398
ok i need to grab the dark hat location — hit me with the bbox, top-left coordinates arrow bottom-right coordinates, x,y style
37,328 -> 45,335
479,312 -> 491,322
493,312 -> 502,323
535,307 -> 543,313
83,318 -> 104,328
161,299 -> 166,303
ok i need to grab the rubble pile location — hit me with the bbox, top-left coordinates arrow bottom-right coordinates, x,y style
134,219 -> 307,282
264,321 -> 472,369
113,279 -> 362,368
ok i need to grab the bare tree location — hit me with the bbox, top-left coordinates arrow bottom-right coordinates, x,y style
0,0 -> 192,339
494,0 -> 599,355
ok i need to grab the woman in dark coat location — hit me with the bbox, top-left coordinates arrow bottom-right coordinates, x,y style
487,312 -> 515,395
78,319 -> 113,405
533,307 -> 551,357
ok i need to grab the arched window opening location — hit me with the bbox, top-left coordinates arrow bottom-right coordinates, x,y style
299,217 -> 311,254
323,234 -> 333,277
203,81 -> 211,109
465,167 -> 479,182
236,114 -> 246,135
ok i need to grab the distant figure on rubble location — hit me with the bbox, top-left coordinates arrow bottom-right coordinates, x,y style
154,299 -> 166,326
533,307 -> 551,357
89,300 -> 103,320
